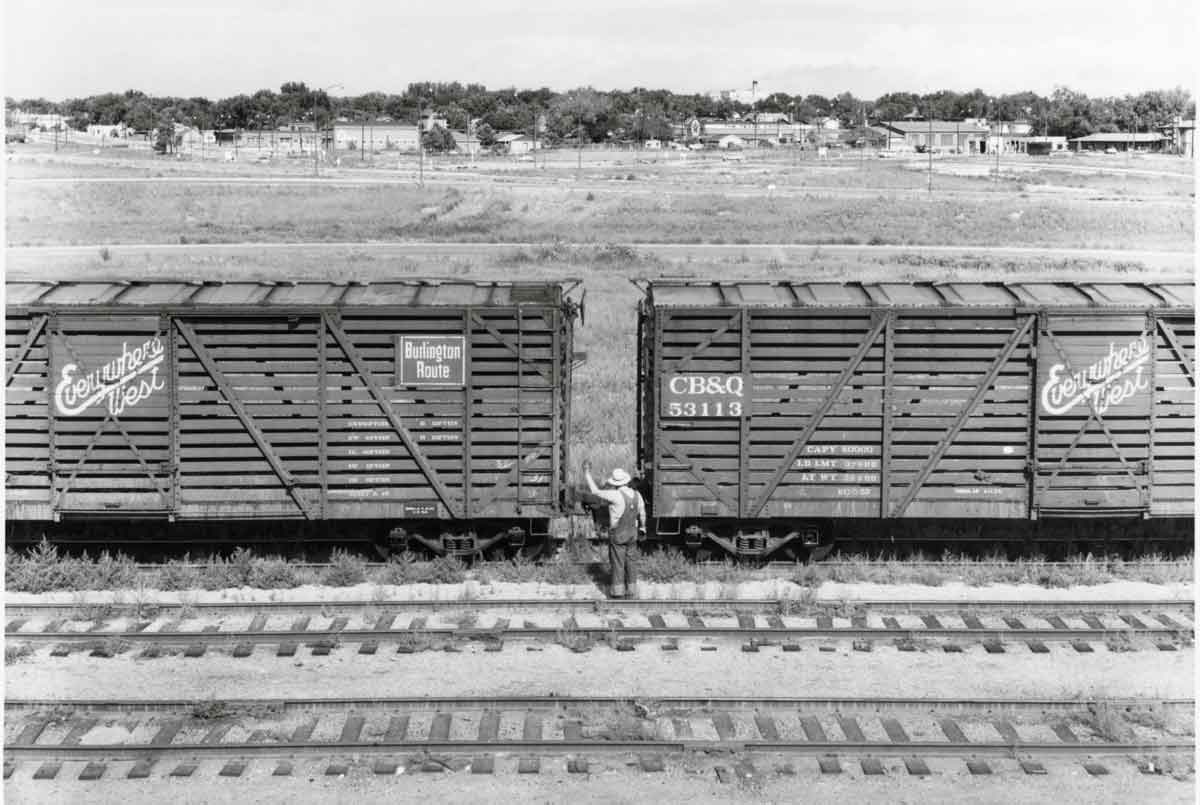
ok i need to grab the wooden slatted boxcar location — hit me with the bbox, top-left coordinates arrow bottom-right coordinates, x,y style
6,279 -> 580,555
637,280 -> 1194,558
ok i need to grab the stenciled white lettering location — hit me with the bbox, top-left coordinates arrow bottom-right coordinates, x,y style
1040,336 -> 1151,416
54,336 -> 166,417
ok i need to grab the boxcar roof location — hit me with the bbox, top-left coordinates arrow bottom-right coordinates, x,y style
6,280 -> 573,309
646,281 -> 1194,309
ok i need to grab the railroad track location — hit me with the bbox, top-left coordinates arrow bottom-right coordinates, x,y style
5,597 -> 1193,618
6,605 -> 1192,656
5,696 -> 1192,781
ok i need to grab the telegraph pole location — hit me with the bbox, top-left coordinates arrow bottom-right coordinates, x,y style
927,112 -> 933,194
751,80 -> 758,150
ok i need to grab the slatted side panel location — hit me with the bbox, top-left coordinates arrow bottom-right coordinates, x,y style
176,317 -> 320,518
652,310 -> 742,517
890,313 -> 1032,518
50,318 -> 171,513
1035,316 -> 1152,514
5,314 -> 52,519
466,308 -> 559,517
1151,314 -> 1195,516
327,308 -> 560,520
750,312 -> 884,518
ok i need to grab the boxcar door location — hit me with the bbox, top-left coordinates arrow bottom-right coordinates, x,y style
48,315 -> 173,516
1034,314 -> 1153,516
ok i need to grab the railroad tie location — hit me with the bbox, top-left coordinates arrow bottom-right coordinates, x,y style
767,615 -> 785,629
563,720 -> 583,741
6,618 -> 28,633
150,720 -> 184,746
639,754 -> 665,773
326,762 -> 350,776
3,763 -> 15,780
921,615 -> 943,630
567,758 -> 589,774
470,756 -> 495,774
233,642 -> 254,658
1155,613 -> 1185,630
608,618 -> 625,629
732,761 -> 757,782
991,720 -> 1021,744
1019,760 -> 1047,775
816,615 -> 833,629
737,614 -> 756,629
1026,640 -> 1049,654
903,757 -> 931,776
14,719 -> 50,746
125,759 -> 156,779
882,617 -> 901,631
1083,761 -> 1109,776
817,757 -> 842,774
374,759 -> 399,775
247,614 -> 268,632
837,716 -> 866,743
965,759 -> 992,775
938,719 -> 969,744
960,614 -> 985,630
219,761 -> 247,778
477,711 -> 499,741
33,763 -> 62,780
522,711 -> 543,741
358,640 -> 378,655
373,613 -> 397,631
1081,615 -> 1105,630
1003,617 -> 1025,630
1120,614 -> 1147,629
517,757 -> 540,774
712,712 -> 736,741
881,718 -> 910,743
339,715 -> 366,743
648,614 -> 666,629
290,719 -> 318,742
202,723 -> 234,745
754,713 -> 780,741
851,615 -> 868,629
860,758 -> 886,775
1045,616 -> 1070,630
329,616 -> 350,632
672,718 -> 694,739
799,716 -> 828,742
272,761 -> 293,777
687,615 -> 705,629
429,713 -> 452,741
1051,723 -> 1079,743
77,762 -> 106,781
170,762 -> 198,777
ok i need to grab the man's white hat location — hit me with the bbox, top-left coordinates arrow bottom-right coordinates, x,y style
607,468 -> 632,487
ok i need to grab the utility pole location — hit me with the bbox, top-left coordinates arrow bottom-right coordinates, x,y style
313,83 -> 343,177
418,99 -> 425,187
751,80 -> 758,150
927,112 -> 933,194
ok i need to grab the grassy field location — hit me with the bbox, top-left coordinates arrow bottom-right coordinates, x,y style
6,178 -> 1194,250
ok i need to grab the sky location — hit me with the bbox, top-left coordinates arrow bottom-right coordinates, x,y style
4,0 -> 1197,101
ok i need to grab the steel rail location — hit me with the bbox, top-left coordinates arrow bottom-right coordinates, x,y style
8,624 -> 1188,647
4,598 -> 1194,617
6,695 -> 1190,716
4,739 -> 1193,763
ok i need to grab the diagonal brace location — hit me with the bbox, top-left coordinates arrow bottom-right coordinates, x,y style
325,315 -> 462,518
175,320 -> 314,519
749,314 -> 889,517
469,311 -> 552,383
6,315 -> 47,387
1157,318 -> 1194,384
658,434 -> 739,513
891,315 -> 1035,517
672,312 -> 742,373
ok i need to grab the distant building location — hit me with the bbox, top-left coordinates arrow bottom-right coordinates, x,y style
1010,135 -> 1068,156
1068,132 -> 1167,152
1159,119 -> 1194,156
876,120 -> 990,153
333,121 -> 420,152
494,132 -> 539,154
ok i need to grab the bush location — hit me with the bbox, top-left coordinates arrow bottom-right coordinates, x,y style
637,548 -> 695,583
156,558 -> 202,591
248,557 -> 302,589
321,549 -> 368,586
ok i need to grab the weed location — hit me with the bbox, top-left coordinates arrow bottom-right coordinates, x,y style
321,549 -> 368,586
586,192 -> 596,201
190,699 -> 232,720
5,643 -> 34,665
156,557 -> 202,591
99,246 -> 111,261
248,557 -> 302,589
1079,701 -> 1134,743
638,549 -> 696,583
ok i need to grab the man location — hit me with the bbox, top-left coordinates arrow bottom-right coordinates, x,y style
582,460 -> 646,599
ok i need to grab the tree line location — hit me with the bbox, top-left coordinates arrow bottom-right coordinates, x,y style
6,82 -> 1194,143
